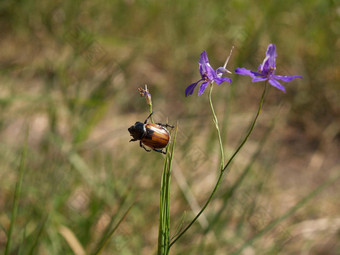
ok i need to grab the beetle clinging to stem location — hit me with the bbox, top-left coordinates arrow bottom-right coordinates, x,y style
128,112 -> 174,154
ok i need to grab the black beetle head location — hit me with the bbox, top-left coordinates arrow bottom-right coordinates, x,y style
128,122 -> 145,140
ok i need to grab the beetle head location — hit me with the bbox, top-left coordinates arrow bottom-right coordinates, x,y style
128,122 -> 145,140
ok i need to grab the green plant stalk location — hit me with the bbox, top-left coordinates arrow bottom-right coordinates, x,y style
158,149 -> 169,255
221,83 -> 267,174
5,129 -> 28,255
169,83 -> 268,247
205,115 -> 276,234
158,127 -> 177,255
208,84 -> 225,170
149,103 -> 154,123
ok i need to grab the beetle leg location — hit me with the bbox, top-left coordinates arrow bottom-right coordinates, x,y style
156,123 -> 174,129
144,112 -> 154,124
153,148 -> 166,154
129,138 -> 137,142
140,141 -> 151,152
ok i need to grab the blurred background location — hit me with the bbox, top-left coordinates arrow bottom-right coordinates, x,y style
1,0 -> 339,254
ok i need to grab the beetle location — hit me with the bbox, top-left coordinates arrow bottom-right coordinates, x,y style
128,112 -> 174,154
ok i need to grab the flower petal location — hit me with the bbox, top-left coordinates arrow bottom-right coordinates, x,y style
235,68 -> 257,78
268,78 -> 286,93
214,76 -> 232,85
205,64 -> 217,81
273,75 -> 303,82
252,76 -> 268,82
234,67 -> 252,76
185,80 -> 201,97
259,44 -> 277,74
199,51 -> 210,76
199,50 -> 209,65
266,44 -> 277,69
198,81 -> 209,96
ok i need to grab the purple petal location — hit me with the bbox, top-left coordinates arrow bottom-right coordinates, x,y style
205,64 -> 217,81
259,44 -> 277,74
259,59 -> 269,73
199,51 -> 210,76
266,44 -> 277,69
199,51 -> 209,65
268,78 -> 286,93
198,81 -> 209,96
185,80 -> 201,97
235,68 -> 257,78
273,75 -> 303,82
252,71 -> 265,77
252,76 -> 268,82
257,64 -> 263,72
214,76 -> 232,85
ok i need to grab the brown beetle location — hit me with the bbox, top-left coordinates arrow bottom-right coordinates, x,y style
128,112 -> 173,154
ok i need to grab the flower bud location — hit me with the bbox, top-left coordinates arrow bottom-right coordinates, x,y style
138,85 -> 152,105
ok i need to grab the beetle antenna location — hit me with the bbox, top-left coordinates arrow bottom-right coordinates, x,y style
144,112 -> 154,124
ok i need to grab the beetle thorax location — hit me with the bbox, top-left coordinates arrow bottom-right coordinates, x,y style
128,122 -> 146,140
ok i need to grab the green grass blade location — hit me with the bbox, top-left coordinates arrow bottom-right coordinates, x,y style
28,216 -> 48,255
92,203 -> 135,255
92,185 -> 133,254
158,147 -> 169,255
158,126 -> 177,255
4,128 -> 28,255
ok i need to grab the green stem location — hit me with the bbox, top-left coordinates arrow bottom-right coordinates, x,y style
222,82 -> 267,174
208,84 -> 225,170
149,103 -> 154,123
169,83 -> 268,248
158,152 -> 169,255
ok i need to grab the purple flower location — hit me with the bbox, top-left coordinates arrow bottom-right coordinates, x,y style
138,85 -> 152,105
185,51 -> 232,97
235,44 -> 303,93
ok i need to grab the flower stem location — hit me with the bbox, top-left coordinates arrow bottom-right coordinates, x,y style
169,83 -> 268,248
221,82 -> 267,174
149,103 -> 154,123
208,84 -> 225,171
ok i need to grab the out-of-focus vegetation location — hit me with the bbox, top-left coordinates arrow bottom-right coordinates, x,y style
0,0 -> 339,254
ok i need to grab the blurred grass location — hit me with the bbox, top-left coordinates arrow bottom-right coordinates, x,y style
0,0 -> 339,254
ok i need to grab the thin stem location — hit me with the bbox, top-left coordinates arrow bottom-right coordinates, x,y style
158,152 -> 169,255
222,82 -> 267,174
169,83 -> 268,248
205,113 -> 277,234
149,103 -> 154,123
169,171 -> 224,247
208,84 -> 225,170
